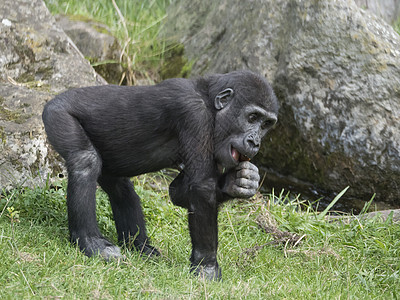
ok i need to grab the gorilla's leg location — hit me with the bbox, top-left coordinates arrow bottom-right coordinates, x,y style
66,151 -> 121,260
98,175 -> 160,256
188,179 -> 221,281
43,110 -> 121,260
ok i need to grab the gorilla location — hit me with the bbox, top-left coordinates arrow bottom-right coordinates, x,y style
42,70 -> 278,280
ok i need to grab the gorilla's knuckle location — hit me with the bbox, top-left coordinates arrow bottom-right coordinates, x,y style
235,178 -> 246,187
253,180 -> 260,189
238,161 -> 251,169
237,169 -> 258,181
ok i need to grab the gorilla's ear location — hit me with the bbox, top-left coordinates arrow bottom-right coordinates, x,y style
214,88 -> 234,110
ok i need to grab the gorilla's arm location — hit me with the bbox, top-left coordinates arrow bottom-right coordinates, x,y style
169,99 -> 222,280
170,161 -> 260,208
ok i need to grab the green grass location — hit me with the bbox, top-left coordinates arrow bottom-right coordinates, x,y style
1,180 -> 399,299
394,17 -> 400,35
44,0 -> 172,84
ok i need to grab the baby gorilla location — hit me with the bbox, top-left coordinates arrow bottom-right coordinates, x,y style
42,70 -> 279,280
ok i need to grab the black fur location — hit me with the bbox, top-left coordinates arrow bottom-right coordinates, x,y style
42,70 -> 278,280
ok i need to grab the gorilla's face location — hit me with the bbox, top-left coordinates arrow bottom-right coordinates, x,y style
214,102 -> 277,170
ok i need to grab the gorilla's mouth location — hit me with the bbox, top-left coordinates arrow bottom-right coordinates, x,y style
231,146 -> 251,162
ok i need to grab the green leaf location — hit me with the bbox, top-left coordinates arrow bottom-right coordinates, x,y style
317,186 -> 349,220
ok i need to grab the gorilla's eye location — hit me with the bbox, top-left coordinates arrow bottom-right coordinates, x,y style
248,113 -> 258,123
262,119 -> 275,130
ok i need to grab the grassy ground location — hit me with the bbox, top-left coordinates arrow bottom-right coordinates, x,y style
1,179 -> 399,299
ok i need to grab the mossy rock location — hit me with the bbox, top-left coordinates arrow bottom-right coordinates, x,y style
160,44 -> 192,79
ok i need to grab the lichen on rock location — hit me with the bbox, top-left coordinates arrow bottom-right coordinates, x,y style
0,0 -> 106,190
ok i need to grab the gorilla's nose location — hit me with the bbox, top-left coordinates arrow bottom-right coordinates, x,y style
247,139 -> 259,150
245,135 -> 260,157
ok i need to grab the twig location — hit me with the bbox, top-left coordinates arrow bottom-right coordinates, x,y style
111,0 -> 134,85
257,172 -> 267,192
226,209 -> 242,251
202,270 -> 208,300
0,191 -> 15,218
111,0 -> 128,38
20,269 -> 35,296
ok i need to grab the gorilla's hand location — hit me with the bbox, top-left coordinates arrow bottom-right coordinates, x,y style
221,161 -> 260,199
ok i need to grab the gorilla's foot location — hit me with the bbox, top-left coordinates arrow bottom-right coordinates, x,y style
100,245 -> 124,261
191,264 -> 222,281
73,236 -> 124,261
135,241 -> 161,257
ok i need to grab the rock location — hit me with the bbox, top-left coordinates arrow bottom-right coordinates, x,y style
56,15 -> 124,84
160,44 -> 192,80
0,0 -> 106,190
328,209 -> 400,223
164,0 -> 400,205
355,0 -> 400,25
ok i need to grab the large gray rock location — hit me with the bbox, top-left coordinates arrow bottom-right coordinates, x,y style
355,0 -> 400,24
164,0 -> 400,205
0,0 -> 106,189
55,15 -> 123,84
